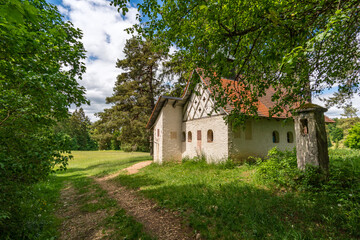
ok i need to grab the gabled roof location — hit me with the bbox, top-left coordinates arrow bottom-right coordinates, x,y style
146,69 -> 334,129
196,69 -> 334,123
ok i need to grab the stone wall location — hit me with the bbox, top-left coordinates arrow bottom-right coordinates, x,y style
294,105 -> 329,172
229,118 -> 296,159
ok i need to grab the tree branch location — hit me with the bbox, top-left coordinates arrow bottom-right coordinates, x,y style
0,111 -> 12,126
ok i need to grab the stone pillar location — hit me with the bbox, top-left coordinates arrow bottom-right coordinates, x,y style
293,104 -> 329,174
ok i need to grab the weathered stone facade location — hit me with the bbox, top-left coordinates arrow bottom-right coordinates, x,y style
293,104 -> 329,173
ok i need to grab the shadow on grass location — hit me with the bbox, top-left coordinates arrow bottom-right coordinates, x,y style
115,174 -> 164,189
114,173 -> 354,240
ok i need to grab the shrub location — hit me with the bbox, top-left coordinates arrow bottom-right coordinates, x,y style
344,123 -> 360,149
255,147 -> 301,189
121,144 -> 133,152
255,148 -> 360,235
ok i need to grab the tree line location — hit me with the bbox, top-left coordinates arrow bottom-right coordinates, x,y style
92,36 -> 188,151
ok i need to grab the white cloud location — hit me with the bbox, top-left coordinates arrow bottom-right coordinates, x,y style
313,91 -> 360,119
56,0 -> 360,121
57,0 -> 138,121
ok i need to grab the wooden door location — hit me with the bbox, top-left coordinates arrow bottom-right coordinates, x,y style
197,130 -> 202,154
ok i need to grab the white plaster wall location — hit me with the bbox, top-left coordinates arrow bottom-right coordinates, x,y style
229,118 -> 296,159
152,110 -> 164,164
162,103 -> 183,162
182,115 -> 229,163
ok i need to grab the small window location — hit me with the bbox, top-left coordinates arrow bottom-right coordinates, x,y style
197,130 -> 201,140
272,131 -> 279,143
287,132 -> 294,143
203,97 -> 206,101
157,129 -> 160,137
300,119 -> 308,135
188,131 -> 192,142
207,130 -> 213,142
182,132 -> 186,142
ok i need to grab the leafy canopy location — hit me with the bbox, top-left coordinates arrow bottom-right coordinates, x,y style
0,0 -> 87,235
344,123 -> 360,149
112,0 -> 359,120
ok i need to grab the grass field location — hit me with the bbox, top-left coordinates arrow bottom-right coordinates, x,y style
113,150 -> 360,240
27,151 -> 152,239
26,149 -> 359,239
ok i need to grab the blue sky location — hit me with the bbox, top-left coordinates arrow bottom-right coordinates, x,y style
46,0 -> 139,121
47,0 -> 358,121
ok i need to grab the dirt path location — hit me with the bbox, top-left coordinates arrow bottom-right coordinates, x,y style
101,160 -> 153,181
58,161 -> 195,239
94,161 -> 195,240
57,184 -> 111,240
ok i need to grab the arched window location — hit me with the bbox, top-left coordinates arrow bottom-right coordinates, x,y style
287,132 -> 294,143
207,130 -> 213,142
182,132 -> 186,142
188,131 -> 192,142
272,131 -> 279,143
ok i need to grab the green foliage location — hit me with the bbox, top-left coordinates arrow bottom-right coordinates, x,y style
255,148 -> 360,235
113,0 -> 360,123
121,144 -> 133,152
329,126 -> 344,142
255,148 -> 301,189
94,37 -> 170,151
0,0 -> 87,237
0,176 -> 63,240
344,123 -> 360,149
341,105 -> 358,118
115,152 -> 358,239
55,108 -> 98,150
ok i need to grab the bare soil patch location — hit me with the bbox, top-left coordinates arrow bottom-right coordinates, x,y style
95,161 -> 196,240
57,184 -> 112,240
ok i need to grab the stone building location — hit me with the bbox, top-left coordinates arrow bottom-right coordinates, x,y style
146,70 -> 334,164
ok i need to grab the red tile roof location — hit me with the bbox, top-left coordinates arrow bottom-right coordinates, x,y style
196,69 -> 335,123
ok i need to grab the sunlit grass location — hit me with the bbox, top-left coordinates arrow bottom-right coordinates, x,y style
114,151 -> 359,240
29,150 -> 152,239
59,150 -> 151,177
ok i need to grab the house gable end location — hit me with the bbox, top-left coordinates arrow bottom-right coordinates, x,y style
183,82 -> 225,121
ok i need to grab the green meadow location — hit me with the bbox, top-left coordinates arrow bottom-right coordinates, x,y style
17,149 -> 359,239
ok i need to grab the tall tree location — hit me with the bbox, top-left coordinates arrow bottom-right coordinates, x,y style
95,37 -> 168,151
160,52 -> 192,97
341,106 -> 358,118
0,0 -> 87,236
55,108 -> 98,150
112,0 -> 360,122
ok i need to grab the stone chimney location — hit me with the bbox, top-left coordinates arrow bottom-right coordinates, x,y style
293,103 -> 329,174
